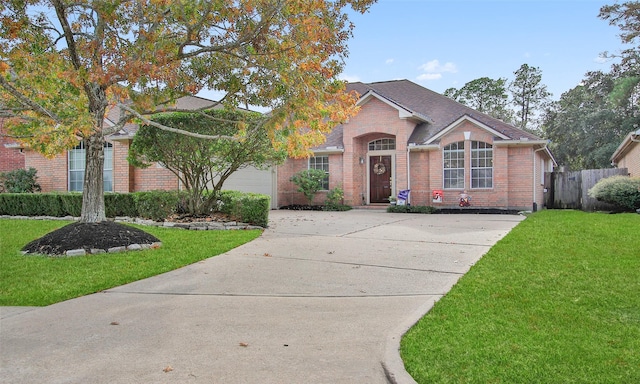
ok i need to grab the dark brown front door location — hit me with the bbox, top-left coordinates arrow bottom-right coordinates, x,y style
370,155 -> 392,203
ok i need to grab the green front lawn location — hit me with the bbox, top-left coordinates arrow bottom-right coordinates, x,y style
0,219 -> 261,306
401,210 -> 640,383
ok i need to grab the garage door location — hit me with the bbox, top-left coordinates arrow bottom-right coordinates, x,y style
220,166 -> 277,209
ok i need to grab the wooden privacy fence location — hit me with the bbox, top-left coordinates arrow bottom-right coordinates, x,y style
544,168 -> 629,211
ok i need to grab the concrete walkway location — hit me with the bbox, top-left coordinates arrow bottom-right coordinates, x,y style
0,210 -> 524,384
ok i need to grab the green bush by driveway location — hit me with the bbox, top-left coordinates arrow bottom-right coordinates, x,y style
401,210 -> 640,383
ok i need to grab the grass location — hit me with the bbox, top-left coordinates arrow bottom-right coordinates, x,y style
401,210 -> 640,383
0,219 -> 261,306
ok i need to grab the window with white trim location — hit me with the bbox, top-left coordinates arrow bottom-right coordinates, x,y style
471,141 -> 493,188
308,155 -> 329,190
443,142 -> 465,189
68,142 -> 114,192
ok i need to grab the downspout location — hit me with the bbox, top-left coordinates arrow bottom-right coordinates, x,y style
407,147 -> 411,205
533,147 -> 547,211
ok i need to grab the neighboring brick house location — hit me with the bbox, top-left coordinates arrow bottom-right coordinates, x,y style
0,118 -> 26,173
278,80 -> 556,211
611,128 -> 640,177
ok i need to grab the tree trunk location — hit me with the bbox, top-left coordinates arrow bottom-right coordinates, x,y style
80,134 -> 106,223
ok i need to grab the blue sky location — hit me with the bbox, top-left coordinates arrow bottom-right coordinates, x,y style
340,0 -> 627,100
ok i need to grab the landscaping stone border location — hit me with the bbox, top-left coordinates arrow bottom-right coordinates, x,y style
4,215 -> 264,257
34,242 -> 163,257
1,215 -> 265,231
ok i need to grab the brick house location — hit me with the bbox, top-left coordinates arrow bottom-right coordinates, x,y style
10,80 -> 556,211
277,80 -> 556,211
610,128 -> 640,177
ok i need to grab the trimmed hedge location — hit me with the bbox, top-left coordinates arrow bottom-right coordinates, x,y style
0,190 -> 271,226
133,191 -> 187,221
218,190 -> 270,227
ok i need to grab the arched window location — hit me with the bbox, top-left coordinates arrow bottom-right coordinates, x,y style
68,142 -> 113,192
368,138 -> 395,151
471,141 -> 493,188
443,141 -> 464,189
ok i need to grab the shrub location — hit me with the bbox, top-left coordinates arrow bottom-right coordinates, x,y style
0,190 -> 269,224
0,193 -> 77,216
133,191 -> 184,221
290,169 -> 327,204
105,193 -> 138,217
218,190 -> 270,227
588,175 -> 640,211
324,185 -> 351,211
58,193 -> 82,216
0,168 -> 41,193
387,205 -> 439,214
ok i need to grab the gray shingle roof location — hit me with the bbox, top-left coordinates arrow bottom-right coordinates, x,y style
317,79 -> 542,150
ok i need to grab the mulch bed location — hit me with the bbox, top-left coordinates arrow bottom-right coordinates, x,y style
21,221 -> 160,256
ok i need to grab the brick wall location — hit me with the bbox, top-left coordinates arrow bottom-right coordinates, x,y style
276,154 -> 343,206
507,146 -> 535,210
0,119 -> 26,173
617,141 -> 640,177
132,162 -> 179,191
112,140 -> 132,193
24,149 -> 68,192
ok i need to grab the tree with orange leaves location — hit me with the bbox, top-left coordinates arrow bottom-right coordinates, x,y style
0,0 -> 374,223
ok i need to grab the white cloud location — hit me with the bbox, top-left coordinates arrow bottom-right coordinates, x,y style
385,58 -> 394,64
416,59 -> 457,83
594,56 -> 608,64
418,59 -> 457,74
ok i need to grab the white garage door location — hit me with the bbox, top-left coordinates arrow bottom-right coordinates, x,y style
221,166 -> 277,209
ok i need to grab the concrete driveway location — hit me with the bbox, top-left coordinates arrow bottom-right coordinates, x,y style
0,210 -> 524,384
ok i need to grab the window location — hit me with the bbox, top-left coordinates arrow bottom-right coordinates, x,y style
309,155 -> 329,190
471,141 -> 493,188
68,141 -> 114,192
368,138 -> 395,151
68,143 -> 85,192
443,142 -> 465,189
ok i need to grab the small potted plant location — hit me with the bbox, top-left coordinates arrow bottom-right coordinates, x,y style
388,195 -> 397,205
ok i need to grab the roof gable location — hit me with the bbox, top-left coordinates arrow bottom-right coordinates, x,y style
424,114 -> 511,144
356,90 -> 433,123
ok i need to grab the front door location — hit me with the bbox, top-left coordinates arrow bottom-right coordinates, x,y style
370,155 -> 392,203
